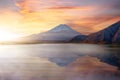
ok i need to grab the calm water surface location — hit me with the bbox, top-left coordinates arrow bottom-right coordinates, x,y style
0,44 -> 119,80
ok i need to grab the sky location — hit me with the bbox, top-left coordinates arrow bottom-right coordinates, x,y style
0,0 -> 120,36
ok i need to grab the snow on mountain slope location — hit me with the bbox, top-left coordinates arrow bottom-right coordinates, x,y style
25,24 -> 81,42
48,24 -> 79,34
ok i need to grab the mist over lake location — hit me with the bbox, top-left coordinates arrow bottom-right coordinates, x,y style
0,0 -> 120,80
0,44 -> 119,80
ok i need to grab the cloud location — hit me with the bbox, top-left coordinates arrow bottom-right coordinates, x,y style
0,0 -> 19,11
15,0 -> 62,13
67,16 -> 120,34
12,0 -> 120,34
49,6 -> 94,11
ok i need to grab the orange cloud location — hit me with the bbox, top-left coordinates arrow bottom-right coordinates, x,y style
14,0 -> 96,34
49,6 -> 94,11
15,0 -> 61,14
67,16 -> 120,34
13,0 -> 120,35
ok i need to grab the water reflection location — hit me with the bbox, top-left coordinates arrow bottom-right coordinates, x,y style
0,44 -> 108,58
0,44 -> 119,80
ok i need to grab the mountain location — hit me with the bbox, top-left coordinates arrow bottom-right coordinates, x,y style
70,35 -> 87,42
23,24 -> 82,43
48,24 -> 78,33
113,29 -> 120,43
12,21 -> 120,44
84,21 -> 120,44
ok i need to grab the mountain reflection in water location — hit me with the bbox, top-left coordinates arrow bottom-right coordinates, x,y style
0,44 -> 119,80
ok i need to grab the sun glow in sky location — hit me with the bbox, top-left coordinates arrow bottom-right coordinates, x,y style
0,0 -> 119,41
0,29 -> 22,41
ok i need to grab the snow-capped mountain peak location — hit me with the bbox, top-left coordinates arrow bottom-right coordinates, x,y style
24,24 -> 82,42
49,24 -> 78,33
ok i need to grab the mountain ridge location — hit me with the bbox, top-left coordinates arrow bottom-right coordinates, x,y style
48,24 -> 80,34
70,21 -> 120,44
11,21 -> 120,44
21,24 -> 84,43
83,21 -> 120,43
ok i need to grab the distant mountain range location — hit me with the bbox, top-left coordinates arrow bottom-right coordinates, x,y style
12,21 -> 120,44
21,24 -> 85,43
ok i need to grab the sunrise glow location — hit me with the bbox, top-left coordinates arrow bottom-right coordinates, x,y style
0,0 -> 119,41
0,29 -> 21,41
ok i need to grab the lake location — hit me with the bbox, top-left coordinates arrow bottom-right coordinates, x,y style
0,44 -> 119,80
